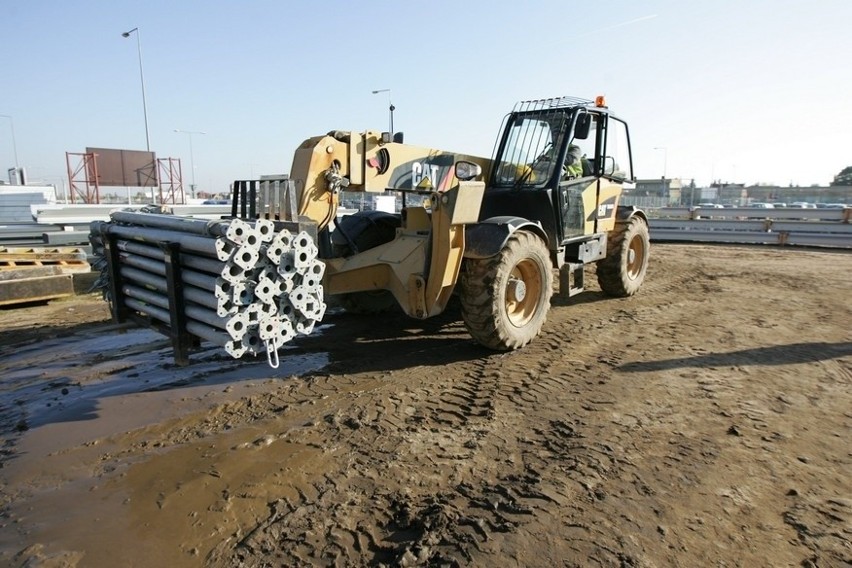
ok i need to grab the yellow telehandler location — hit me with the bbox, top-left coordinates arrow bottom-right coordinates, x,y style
281,95 -> 649,350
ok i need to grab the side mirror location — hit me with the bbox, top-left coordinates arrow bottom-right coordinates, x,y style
455,161 -> 482,181
574,113 -> 591,140
393,132 -> 404,144
603,156 -> 627,180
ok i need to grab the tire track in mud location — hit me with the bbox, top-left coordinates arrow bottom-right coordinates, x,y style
209,291 -> 664,565
228,337 -> 629,562
481,331 -> 651,564
208,356 -> 508,566
783,493 -> 851,567
778,354 -> 852,567
144,248 -> 852,566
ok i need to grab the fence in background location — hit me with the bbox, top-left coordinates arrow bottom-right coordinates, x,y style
647,206 -> 852,248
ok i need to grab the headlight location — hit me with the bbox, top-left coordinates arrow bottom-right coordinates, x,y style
455,161 -> 482,181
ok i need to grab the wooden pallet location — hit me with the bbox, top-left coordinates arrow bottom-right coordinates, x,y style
0,247 -> 92,306
0,247 -> 90,274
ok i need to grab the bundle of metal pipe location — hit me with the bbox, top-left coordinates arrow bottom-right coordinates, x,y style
89,212 -> 326,367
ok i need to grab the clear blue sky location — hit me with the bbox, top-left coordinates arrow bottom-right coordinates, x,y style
2,0 -> 850,194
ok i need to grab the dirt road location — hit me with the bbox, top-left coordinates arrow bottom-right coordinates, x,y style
1,244 -> 850,567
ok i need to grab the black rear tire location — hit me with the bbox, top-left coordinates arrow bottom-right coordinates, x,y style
596,216 -> 650,297
459,231 -> 552,350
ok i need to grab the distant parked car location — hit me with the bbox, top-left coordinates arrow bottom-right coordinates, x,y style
749,202 -> 775,208
790,202 -> 816,208
697,202 -> 725,208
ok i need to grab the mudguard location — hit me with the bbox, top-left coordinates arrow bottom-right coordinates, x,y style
463,216 -> 548,259
615,205 -> 648,224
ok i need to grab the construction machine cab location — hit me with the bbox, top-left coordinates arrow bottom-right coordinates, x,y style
478,96 -> 635,250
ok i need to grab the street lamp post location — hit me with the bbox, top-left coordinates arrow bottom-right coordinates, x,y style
122,28 -> 151,152
371,89 -> 395,136
174,129 -> 206,198
654,146 -> 668,201
0,114 -> 20,175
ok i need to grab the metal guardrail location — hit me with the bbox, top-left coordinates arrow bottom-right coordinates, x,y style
648,206 -> 852,248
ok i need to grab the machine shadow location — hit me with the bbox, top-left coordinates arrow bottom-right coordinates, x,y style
550,289 -> 611,308
617,341 -> 852,373
296,306 -> 494,375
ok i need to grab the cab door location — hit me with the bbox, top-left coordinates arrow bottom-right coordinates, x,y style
557,111 -> 602,241
593,116 -> 633,234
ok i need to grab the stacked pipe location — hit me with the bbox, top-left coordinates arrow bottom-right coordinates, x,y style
89,211 -> 326,367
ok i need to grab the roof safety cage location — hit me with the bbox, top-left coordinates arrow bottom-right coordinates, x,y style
511,96 -> 595,113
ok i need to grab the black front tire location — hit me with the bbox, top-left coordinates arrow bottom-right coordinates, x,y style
596,216 -> 650,297
459,231 -> 552,350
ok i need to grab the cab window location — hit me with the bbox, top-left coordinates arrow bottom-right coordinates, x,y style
605,118 -> 633,180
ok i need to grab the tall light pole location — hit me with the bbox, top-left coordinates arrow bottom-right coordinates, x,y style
371,89 -> 394,136
174,129 -> 206,197
122,27 -> 151,152
654,146 -> 667,200
0,114 -> 19,172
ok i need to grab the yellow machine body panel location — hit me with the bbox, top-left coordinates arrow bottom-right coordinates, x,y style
291,130 -> 490,233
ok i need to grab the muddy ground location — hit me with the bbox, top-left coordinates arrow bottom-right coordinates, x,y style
0,243 -> 849,567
